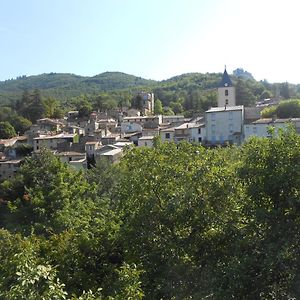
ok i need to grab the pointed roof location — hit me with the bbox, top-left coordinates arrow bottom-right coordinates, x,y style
220,68 -> 233,87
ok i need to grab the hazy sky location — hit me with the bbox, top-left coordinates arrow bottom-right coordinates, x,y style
1,0 -> 300,83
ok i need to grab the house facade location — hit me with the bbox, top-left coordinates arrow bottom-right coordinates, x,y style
205,106 -> 244,145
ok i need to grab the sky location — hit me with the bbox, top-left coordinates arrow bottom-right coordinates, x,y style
1,0 -> 300,83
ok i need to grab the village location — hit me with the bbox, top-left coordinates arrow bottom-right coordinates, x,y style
0,68 -> 299,181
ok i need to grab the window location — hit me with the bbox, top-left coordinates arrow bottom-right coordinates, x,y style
225,99 -> 229,105
229,124 -> 234,133
211,113 -> 216,121
165,133 -> 170,139
198,137 -> 202,142
229,111 -> 233,120
198,128 -> 201,134
212,124 -> 216,136
225,89 -> 229,96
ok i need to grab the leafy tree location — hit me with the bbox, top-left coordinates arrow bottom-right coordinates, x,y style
154,99 -> 163,114
235,78 -> 256,106
18,89 -> 45,122
280,82 -> 290,99
11,115 -> 32,134
261,99 -> 300,118
169,101 -> 183,114
261,105 -> 277,118
276,99 -> 300,118
131,95 -> 143,110
77,96 -> 93,118
162,106 -> 174,115
227,128 -> 300,299
1,150 -> 99,235
116,143 -> 242,298
0,121 -> 16,138
260,89 -> 273,99
43,97 -> 60,118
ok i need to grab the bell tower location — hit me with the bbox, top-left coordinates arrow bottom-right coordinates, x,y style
218,67 -> 236,107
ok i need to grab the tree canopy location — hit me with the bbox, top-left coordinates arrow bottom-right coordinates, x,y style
0,129 -> 299,298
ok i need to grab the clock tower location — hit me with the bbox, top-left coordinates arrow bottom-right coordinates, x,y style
218,68 -> 236,107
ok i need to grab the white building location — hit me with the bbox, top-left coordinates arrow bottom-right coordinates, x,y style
244,118 -> 290,140
189,123 -> 206,144
205,106 -> 244,145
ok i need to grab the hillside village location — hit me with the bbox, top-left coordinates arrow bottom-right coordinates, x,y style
1,68 -> 299,181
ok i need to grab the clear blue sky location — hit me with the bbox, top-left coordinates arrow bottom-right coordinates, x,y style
1,0 -> 300,83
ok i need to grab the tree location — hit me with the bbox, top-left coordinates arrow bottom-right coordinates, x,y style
154,99 -> 163,114
18,89 -> 45,122
169,101 -> 183,114
131,95 -> 143,110
236,78 -> 256,106
11,115 -> 32,134
276,99 -> 300,118
162,106 -> 174,115
0,121 -> 16,138
1,150 -> 99,235
77,97 -> 93,118
280,82 -> 290,99
229,128 -> 300,299
43,97 -> 60,118
116,142 -> 242,299
260,89 -> 273,100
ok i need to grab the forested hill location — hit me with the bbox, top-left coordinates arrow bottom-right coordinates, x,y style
1,69 -> 300,117
0,72 -> 157,104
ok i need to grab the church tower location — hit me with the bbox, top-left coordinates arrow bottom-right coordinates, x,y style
218,68 -> 236,107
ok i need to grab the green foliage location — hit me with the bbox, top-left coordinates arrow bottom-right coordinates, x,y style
0,127 -> 300,299
0,121 -> 16,138
277,99 -> 300,118
93,93 -> 118,111
235,78 -> 256,106
1,150 -> 99,235
153,99 -> 163,114
116,142 -> 242,298
261,99 -> 300,118
17,89 -> 45,122
0,230 -> 68,300
260,89 -> 273,99
261,105 -> 277,118
162,106 -> 174,115
11,115 -> 32,134
0,70 -> 275,118
43,97 -> 61,118
111,263 -> 144,300
0,106 -> 32,134
0,72 -> 156,105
